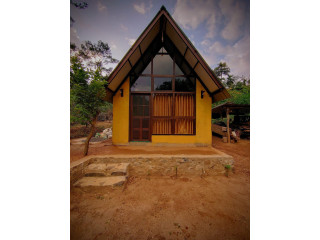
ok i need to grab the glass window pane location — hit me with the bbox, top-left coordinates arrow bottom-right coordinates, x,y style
153,55 -> 173,75
133,95 -> 143,105
142,119 -> 149,128
154,78 -> 172,91
131,76 -> 151,91
133,106 -> 143,116
175,77 -> 195,92
133,130 -> 140,139
175,63 -> 184,75
143,106 -> 149,116
143,95 -> 150,105
158,47 -> 167,54
142,130 -> 149,139
133,118 -> 140,128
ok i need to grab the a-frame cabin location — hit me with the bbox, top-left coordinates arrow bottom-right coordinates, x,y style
106,6 -> 230,145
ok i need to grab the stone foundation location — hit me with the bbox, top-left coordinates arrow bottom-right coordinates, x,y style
71,152 -> 233,185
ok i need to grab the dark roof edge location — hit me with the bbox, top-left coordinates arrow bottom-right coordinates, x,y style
212,101 -> 250,110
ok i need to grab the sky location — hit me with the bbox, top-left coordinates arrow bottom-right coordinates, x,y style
71,0 -> 250,78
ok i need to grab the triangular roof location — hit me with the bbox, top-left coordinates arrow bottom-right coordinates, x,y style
106,6 -> 230,102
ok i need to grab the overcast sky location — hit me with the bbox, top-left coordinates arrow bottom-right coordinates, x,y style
71,0 -> 250,78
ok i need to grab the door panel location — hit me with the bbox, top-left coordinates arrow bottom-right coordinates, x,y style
130,94 -> 151,141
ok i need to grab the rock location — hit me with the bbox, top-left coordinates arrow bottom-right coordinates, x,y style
100,133 -> 107,138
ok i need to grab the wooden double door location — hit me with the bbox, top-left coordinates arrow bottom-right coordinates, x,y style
130,94 -> 151,141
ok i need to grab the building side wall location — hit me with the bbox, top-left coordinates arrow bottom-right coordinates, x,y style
112,78 -> 130,144
152,79 -> 212,145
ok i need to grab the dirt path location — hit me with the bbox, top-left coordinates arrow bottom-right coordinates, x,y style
70,136 -> 250,240
212,135 -> 250,177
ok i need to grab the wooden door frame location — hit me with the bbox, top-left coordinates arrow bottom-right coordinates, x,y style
129,93 -> 152,142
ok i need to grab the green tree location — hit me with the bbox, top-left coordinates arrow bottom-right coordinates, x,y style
70,57 -> 107,155
226,74 -> 236,88
213,81 -> 250,107
71,41 -> 118,77
70,41 -> 118,156
70,1 -> 88,25
228,85 -> 250,105
213,62 -> 231,86
213,62 -> 250,107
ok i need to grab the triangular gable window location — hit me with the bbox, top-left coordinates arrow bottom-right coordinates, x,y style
153,54 -> 173,75
130,41 -> 195,92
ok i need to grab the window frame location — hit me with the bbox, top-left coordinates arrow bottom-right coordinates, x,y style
130,52 -> 196,135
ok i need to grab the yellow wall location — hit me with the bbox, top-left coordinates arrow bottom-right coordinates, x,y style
112,78 -> 129,144
152,79 -> 212,145
113,78 -> 212,145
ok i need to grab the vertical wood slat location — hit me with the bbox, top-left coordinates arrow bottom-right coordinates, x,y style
153,94 -> 172,134
173,94 -> 195,134
152,93 -> 195,135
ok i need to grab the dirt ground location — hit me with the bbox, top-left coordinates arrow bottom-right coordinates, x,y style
70,134 -> 250,240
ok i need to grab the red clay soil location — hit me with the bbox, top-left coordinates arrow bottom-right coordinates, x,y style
70,136 -> 250,240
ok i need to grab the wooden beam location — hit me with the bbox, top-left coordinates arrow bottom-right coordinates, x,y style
138,45 -> 143,56
183,47 -> 188,57
106,87 -> 114,94
192,61 -> 199,70
138,45 -> 145,65
128,59 -> 133,68
211,88 -> 223,95
227,107 -> 230,143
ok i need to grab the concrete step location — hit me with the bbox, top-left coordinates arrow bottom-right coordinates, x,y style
84,163 -> 130,177
74,176 -> 127,187
107,163 -> 129,176
84,163 -> 108,177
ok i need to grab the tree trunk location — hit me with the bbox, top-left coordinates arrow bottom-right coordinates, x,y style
227,108 -> 230,143
83,114 -> 98,156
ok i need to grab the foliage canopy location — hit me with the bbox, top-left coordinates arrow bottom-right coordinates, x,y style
70,56 -> 107,125
70,40 -> 118,155
213,61 -> 250,107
